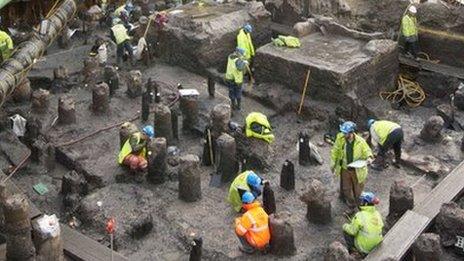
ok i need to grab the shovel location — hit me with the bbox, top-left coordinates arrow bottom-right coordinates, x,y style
208,129 -> 222,187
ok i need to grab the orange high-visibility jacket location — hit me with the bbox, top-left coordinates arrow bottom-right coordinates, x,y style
235,202 -> 270,249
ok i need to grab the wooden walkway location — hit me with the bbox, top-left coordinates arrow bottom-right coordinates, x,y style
399,56 -> 464,80
366,161 -> 464,260
0,170 -> 128,261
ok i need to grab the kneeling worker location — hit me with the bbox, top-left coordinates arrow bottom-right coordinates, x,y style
245,112 -> 275,143
118,125 -> 154,171
368,119 -> 403,169
343,192 -> 383,256
235,191 -> 270,254
228,171 -> 263,212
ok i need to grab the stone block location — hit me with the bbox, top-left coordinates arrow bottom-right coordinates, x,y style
420,116 -> 444,143
254,34 -> 398,104
157,2 -> 271,74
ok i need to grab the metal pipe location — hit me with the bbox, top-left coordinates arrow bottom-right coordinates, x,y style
0,0 -> 77,107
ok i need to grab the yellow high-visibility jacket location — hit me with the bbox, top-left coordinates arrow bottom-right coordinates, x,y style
118,132 -> 147,164
401,14 -> 418,38
343,205 -> 384,254
330,133 -> 372,183
0,30 -> 13,60
245,112 -> 274,143
225,54 -> 244,85
111,24 -> 131,45
237,29 -> 255,61
370,120 -> 401,146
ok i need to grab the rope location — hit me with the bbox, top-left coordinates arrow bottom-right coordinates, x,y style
380,75 -> 426,108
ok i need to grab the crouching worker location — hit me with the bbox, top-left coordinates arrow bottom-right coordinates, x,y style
343,192 -> 384,256
118,125 -> 154,171
228,171 -> 263,212
235,192 -> 270,254
245,112 -> 275,143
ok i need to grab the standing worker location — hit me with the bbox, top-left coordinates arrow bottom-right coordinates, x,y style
118,125 -> 154,172
237,23 -> 255,65
330,121 -> 373,212
401,6 -> 419,58
225,47 -> 247,111
0,29 -> 13,62
228,171 -> 263,212
343,192 -> 384,256
368,119 -> 403,170
110,18 -> 133,66
235,192 -> 270,254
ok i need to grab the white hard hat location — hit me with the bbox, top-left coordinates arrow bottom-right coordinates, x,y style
409,6 -> 417,14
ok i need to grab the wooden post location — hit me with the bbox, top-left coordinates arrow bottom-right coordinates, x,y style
269,213 -> 296,256
171,108 -> 179,141
92,82 -> 110,113
180,95 -> 199,132
299,130 -> 311,166
215,133 -> 238,183
103,66 -> 119,96
32,215 -> 64,261
31,89 -> 50,113
263,181 -> 276,215
207,76 -> 215,98
126,70 -> 143,98
147,138 -> 167,184
179,155 -> 201,202
4,194 -> 36,260
119,122 -> 138,149
210,104 -> 231,138
301,179 -> 331,224
387,180 -> 414,227
154,104 -> 173,144
58,95 -> 76,124
189,236 -> 202,261
280,160 -> 295,191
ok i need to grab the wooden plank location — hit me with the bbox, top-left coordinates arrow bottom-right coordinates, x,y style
61,224 -> 128,261
365,211 -> 430,261
267,22 -> 294,36
415,161 -> 464,219
399,56 -> 464,79
0,171 -> 42,219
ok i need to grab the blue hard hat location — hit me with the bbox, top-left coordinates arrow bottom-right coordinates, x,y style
142,125 -> 155,138
367,118 -> 376,129
125,3 -> 134,12
235,59 -> 247,71
243,23 -> 253,33
360,191 -> 379,205
246,172 -> 262,188
235,47 -> 246,56
339,121 -> 357,134
241,191 -> 255,204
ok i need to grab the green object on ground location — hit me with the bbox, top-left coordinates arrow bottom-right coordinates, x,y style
33,183 -> 49,195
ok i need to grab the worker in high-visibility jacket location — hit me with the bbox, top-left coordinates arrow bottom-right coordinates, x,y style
228,171 -> 263,212
110,18 -> 133,65
114,2 -> 134,17
236,23 -> 255,63
368,119 -> 403,170
330,121 -> 373,211
343,192 -> 384,256
235,191 -> 270,254
401,5 -> 419,58
245,112 -> 275,144
0,30 -> 13,62
118,125 -> 154,171
225,47 -> 247,110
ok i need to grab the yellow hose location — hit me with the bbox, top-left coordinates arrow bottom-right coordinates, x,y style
380,75 -> 426,108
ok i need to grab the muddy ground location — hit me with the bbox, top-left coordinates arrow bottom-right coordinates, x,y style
1,29 -> 463,261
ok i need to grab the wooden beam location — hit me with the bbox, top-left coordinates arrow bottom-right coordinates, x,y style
365,211 -> 430,260
399,56 -> 464,79
61,225 -> 128,261
366,160 -> 464,260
